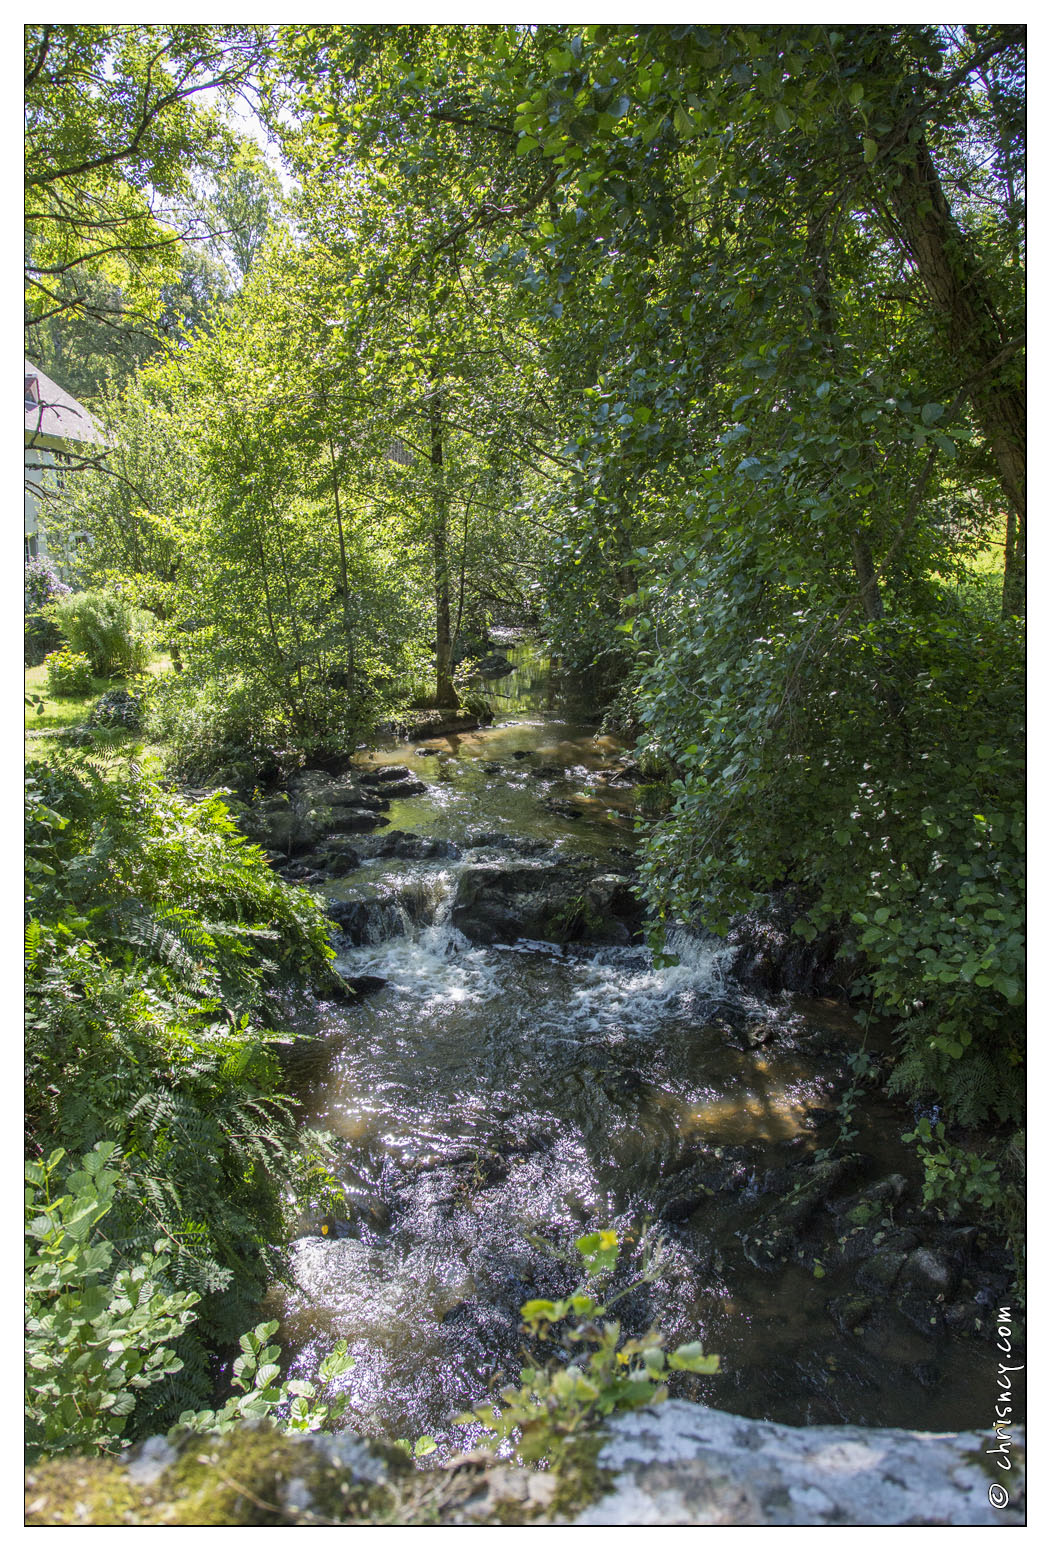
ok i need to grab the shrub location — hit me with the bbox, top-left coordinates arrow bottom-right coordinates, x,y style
86,686 -> 146,732
49,588 -> 152,677
25,557 -> 70,666
25,1143 -> 199,1461
633,556 -> 1024,1128
464,1230 -> 718,1467
25,754 -> 340,1427
175,1321 -> 354,1439
44,648 -> 93,698
25,1143 -> 356,1462
146,672 -> 298,783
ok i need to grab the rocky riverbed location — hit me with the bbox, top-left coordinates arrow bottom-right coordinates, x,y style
178,638 -> 1019,1462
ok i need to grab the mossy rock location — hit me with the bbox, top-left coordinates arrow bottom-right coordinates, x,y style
24,1425 -> 407,1527
23,1423 -> 608,1528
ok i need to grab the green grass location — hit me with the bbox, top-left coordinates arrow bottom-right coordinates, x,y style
967,517 -> 1009,577
25,652 -> 172,750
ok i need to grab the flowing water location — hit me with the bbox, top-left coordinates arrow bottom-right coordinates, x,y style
266,636 -> 991,1444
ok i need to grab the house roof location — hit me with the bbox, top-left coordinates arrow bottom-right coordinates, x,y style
24,359 -> 103,448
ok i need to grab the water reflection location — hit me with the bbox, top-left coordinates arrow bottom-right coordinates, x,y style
268,638 -> 991,1447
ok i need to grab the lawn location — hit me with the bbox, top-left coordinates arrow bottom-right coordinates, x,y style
25,652 -> 172,752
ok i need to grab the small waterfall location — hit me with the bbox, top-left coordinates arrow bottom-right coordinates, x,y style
565,927 -> 741,1038
333,864 -> 503,1007
331,865 -> 461,946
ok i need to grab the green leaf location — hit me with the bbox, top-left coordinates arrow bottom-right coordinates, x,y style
318,1340 -> 354,1383
520,1298 -> 562,1324
574,1229 -> 619,1275
668,1342 -> 720,1374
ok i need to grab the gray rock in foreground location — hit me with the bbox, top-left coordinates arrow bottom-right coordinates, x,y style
576,1401 -> 1023,1526
24,1401 -> 1024,1525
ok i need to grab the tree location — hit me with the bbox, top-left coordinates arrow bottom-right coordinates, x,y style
25,24 -> 271,341
200,137 -> 284,283
278,24 -> 582,705
280,23 -> 1023,1122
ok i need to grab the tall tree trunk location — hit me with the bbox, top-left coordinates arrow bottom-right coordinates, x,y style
429,387 -> 459,709
884,132 -> 1025,615
328,439 -> 355,695
454,485 -> 473,648
850,534 -> 885,622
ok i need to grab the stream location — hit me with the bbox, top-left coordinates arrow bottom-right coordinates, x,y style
263,636 -> 995,1447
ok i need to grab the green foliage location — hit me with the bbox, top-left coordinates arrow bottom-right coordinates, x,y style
465,1230 -> 718,1466
294,1130 -> 353,1224
25,754 -> 336,1426
25,24 -> 269,336
45,648 -> 94,698
41,375 -> 199,628
902,1118 -> 1025,1294
634,559 -> 1024,1124
394,1435 -> 438,1461
49,589 -> 153,678
176,1320 -> 354,1438
86,687 -> 146,733
814,1047 -> 880,1161
145,672 -> 303,783
25,557 -> 70,665
200,137 -> 284,283
903,1118 -> 1004,1214
26,1145 -> 355,1461
25,1144 -> 200,1461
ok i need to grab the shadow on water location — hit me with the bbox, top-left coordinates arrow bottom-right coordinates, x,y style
266,638 -> 995,1447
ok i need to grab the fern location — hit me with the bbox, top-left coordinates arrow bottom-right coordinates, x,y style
888,1009 -> 1024,1128
25,754 -> 335,1438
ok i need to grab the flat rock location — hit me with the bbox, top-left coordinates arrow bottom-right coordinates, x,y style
451,860 -> 643,946
318,807 -> 390,834
357,765 -> 412,786
364,830 -> 460,861
374,778 -> 428,799
24,1403 -> 1024,1525
578,1401 -> 1024,1526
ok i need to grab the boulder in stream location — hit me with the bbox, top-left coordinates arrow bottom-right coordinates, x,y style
474,653 -> 513,678
451,860 -> 643,947
364,830 -> 460,861
357,764 -> 413,785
